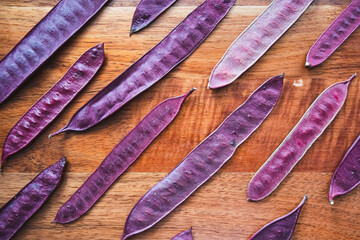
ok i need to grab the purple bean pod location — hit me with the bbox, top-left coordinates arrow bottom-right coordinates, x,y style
0,157 -> 66,240
0,0 -> 109,105
122,74 -> 284,240
247,74 -> 356,201
130,0 -> 178,35
1,43 -> 105,168
171,227 -> 193,240
208,0 -> 313,89
52,0 -> 235,135
53,89 -> 194,224
306,0 -> 360,68
329,134 -> 360,205
249,195 -> 307,240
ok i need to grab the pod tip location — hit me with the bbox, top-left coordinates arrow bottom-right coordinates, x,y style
302,194 -> 308,202
329,199 -> 334,205
305,62 -> 311,68
49,127 -> 67,138
130,27 -> 137,36
183,87 -> 196,100
346,73 -> 357,84
98,42 -> 105,49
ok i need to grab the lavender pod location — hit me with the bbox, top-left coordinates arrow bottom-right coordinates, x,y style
248,74 -> 356,201
329,134 -> 360,204
51,0 -> 235,136
249,195 -> 307,240
306,0 -> 360,68
122,75 -> 284,240
53,89 -> 194,224
208,0 -> 313,89
1,43 -> 104,169
0,0 -> 108,105
171,227 -> 193,240
0,158 -> 66,240
130,0 -> 178,35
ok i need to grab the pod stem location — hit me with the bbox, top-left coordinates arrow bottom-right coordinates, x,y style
346,73 -> 357,83
49,127 -> 68,138
184,87 -> 196,100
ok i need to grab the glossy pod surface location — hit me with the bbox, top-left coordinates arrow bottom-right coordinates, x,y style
122,75 -> 284,240
54,0 -> 235,134
329,134 -> 360,204
1,44 -> 105,168
0,0 -> 108,105
208,0 -> 313,89
249,195 -> 307,240
306,0 -> 360,68
0,158 -> 66,240
53,90 -> 194,224
171,227 -> 193,240
247,74 -> 356,201
130,0 -> 178,34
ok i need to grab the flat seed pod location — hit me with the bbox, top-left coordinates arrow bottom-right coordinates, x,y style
329,134 -> 360,204
0,158 -> 66,240
171,227 -> 193,240
0,0 -> 109,105
208,0 -> 313,89
130,0 -> 178,35
1,43 -> 104,168
249,195 -> 307,240
306,0 -> 360,68
247,74 -> 356,201
52,0 -> 235,135
53,89 -> 194,224
122,74 -> 284,240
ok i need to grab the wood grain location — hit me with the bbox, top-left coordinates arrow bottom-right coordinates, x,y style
0,0 -> 359,239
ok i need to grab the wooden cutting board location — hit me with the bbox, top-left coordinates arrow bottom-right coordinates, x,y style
0,0 -> 359,239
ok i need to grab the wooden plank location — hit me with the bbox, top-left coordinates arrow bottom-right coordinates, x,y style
1,172 -> 360,239
0,0 -> 359,239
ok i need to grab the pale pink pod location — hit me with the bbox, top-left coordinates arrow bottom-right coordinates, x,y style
248,74 -> 356,201
208,0 -> 313,89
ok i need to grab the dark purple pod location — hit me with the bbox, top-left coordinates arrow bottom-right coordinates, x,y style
52,0 -> 235,135
306,0 -> 360,68
329,134 -> 360,204
1,43 -> 104,168
247,74 -> 356,201
53,89 -> 194,224
249,195 -> 307,240
122,74 -> 284,240
171,227 -> 193,240
0,0 -> 108,105
130,0 -> 178,35
0,157 -> 66,240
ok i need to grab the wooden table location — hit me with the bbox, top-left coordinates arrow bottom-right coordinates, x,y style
0,0 -> 359,239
